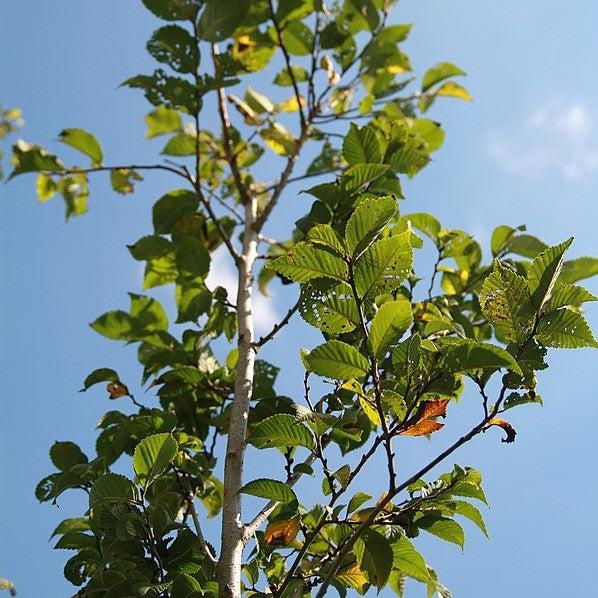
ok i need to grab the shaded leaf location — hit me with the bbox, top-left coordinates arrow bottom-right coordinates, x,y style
133,433 -> 178,486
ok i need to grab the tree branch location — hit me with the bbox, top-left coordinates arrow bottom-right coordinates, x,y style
269,0 -> 307,131
211,43 -> 251,206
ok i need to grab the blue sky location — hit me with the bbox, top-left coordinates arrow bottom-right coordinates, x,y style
1,1 -> 597,596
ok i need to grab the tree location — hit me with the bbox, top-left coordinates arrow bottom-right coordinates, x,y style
7,1 -> 598,597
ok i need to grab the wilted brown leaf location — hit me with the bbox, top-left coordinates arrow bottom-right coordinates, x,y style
107,381 -> 129,399
486,418 -> 517,443
264,517 -> 300,547
399,399 -> 449,437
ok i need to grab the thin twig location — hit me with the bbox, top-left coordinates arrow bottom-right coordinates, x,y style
255,301 -> 299,347
211,43 -> 251,206
269,0 -> 307,131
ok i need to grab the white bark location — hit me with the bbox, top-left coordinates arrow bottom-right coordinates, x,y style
217,196 -> 258,598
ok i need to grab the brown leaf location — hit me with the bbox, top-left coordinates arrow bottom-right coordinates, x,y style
399,399 -> 449,437
107,381 -> 129,399
264,517 -> 300,547
486,418 -> 517,443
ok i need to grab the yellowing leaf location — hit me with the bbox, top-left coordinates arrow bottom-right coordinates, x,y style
400,399 -> 449,437
485,418 -> 517,443
260,122 -> 297,156
359,395 -> 381,427
336,562 -> 368,591
435,82 -> 473,102
264,517 -> 301,546
386,65 -> 406,75
276,96 -> 307,113
107,381 -> 129,399
228,94 -> 263,125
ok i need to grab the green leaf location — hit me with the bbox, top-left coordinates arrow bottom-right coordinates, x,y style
89,473 -> 136,507
392,536 -> 430,582
307,224 -> 346,256
341,163 -> 389,193
416,515 -> 465,548
152,189 -> 199,234
347,491 -> 372,514
273,65 -> 309,86
260,122 -> 296,155
453,500 -> 489,538
560,257 -> 598,284
145,105 -> 183,139
404,212 -> 441,243
505,234 -> 548,259
280,21 -> 314,56
480,261 -> 531,343
198,0 -> 268,41
442,340 -> 522,375
81,367 -> 119,391
165,528 -> 204,575
128,235 -> 172,261
36,172 -> 57,202
91,294 -> 168,341
239,478 -> 297,504
250,414 -> 314,450
422,62 -> 466,92
342,123 -> 381,165
175,235 -> 210,279
50,517 -> 90,539
369,299 -> 413,358
54,531 -> 96,550
9,140 -> 62,179
548,284 -> 597,310
110,168 -> 143,194
536,308 -> 598,349
147,25 -> 199,74
58,128 -> 103,165
356,529 -> 393,590
170,573 -> 202,597
268,243 -> 348,283
141,0 -> 199,21
133,433 -> 178,487
527,238 -> 573,313
299,283 -> 359,335
162,132 -> 196,155
354,232 -> 413,298
304,340 -> 369,380
345,195 -> 397,258
50,441 -> 88,471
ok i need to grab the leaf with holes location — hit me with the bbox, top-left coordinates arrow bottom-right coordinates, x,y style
354,232 -> 413,298
536,308 -> 598,349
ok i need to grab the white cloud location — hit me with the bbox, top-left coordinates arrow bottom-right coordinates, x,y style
206,248 -> 279,334
489,98 -> 598,180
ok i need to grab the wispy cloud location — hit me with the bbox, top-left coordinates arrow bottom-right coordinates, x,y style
489,98 -> 598,179
206,248 -> 278,334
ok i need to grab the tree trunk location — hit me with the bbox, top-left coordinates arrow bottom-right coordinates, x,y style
218,196 -> 258,598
